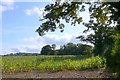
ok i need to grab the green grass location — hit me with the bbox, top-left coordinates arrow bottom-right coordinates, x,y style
2,55 -> 106,73
0,56 -> 2,70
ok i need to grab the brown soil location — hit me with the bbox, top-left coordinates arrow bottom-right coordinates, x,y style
2,69 -> 115,78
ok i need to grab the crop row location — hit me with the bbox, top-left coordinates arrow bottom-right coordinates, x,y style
2,55 -> 106,73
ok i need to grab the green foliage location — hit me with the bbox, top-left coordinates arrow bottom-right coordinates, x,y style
41,45 -> 53,55
36,2 -> 85,36
59,42 -> 93,55
36,2 -> 120,36
2,55 -> 106,73
41,42 -> 93,55
106,33 -> 120,77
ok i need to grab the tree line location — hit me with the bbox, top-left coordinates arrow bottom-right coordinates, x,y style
41,42 -> 93,55
4,52 -> 40,56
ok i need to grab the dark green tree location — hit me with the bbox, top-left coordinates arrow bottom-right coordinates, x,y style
41,45 -> 53,55
57,42 -> 93,55
76,43 -> 93,55
64,42 -> 77,55
77,23 -> 114,56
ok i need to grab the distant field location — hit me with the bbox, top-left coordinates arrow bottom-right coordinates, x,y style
2,55 -> 106,73
0,56 -> 2,70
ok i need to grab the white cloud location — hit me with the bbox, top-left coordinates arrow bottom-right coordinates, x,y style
10,33 -> 80,53
25,7 -> 45,17
23,33 -> 80,45
1,0 -> 14,5
10,0 -> 53,2
43,33 -> 79,45
11,45 -> 41,53
0,0 -> 14,16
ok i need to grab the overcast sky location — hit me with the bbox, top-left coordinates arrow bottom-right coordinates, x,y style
1,0 -> 90,55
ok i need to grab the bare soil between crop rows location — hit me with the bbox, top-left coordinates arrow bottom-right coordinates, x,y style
2,69 -> 116,79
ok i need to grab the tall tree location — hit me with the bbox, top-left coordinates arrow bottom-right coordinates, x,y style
36,1 -> 120,76
36,1 -> 119,56
87,2 -> 120,76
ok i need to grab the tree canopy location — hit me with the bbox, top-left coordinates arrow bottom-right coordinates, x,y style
36,2 -> 120,36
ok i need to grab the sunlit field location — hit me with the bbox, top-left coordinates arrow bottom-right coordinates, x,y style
2,55 -> 106,74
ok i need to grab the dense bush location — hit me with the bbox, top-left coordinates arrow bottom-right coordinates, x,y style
106,33 -> 120,77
